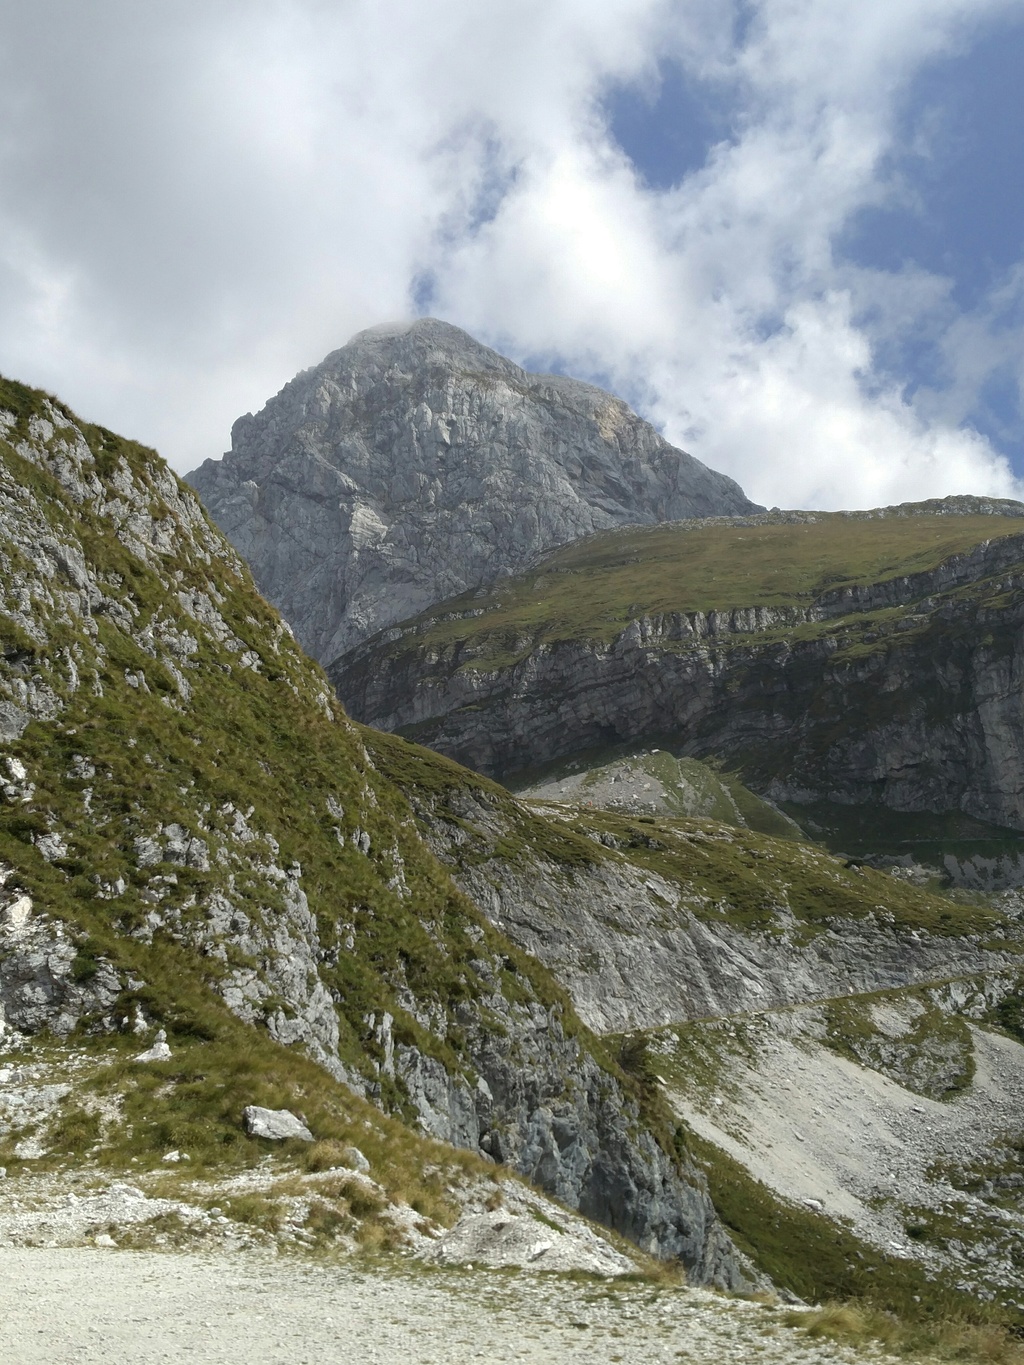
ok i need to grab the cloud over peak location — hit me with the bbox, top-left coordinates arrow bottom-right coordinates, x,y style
1,0 -> 1023,508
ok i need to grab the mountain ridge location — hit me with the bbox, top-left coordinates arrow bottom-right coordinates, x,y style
331,503 -> 1024,848
10,373 -> 1024,1327
0,372 -> 743,1282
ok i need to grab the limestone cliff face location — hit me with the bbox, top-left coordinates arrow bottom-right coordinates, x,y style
336,532 -> 1024,832
186,319 -> 759,665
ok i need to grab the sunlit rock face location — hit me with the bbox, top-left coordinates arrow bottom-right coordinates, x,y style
187,318 -> 760,665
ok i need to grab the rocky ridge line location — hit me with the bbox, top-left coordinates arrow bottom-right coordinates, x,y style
335,519 -> 1024,831
365,737 -> 1022,1035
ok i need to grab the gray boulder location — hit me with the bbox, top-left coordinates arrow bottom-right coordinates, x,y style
134,1029 -> 172,1063
242,1105 -> 313,1142
429,1210 -> 634,1275
187,319 -> 760,664
341,1144 -> 370,1173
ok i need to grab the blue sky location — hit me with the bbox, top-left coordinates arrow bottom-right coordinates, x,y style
1,0 -> 1024,509
840,22 -> 1024,308
607,60 -> 733,191
837,19 -> 1024,463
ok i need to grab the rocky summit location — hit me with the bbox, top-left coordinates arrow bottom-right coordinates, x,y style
186,318 -> 759,665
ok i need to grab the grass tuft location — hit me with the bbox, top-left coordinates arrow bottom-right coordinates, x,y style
787,1302 -> 1024,1364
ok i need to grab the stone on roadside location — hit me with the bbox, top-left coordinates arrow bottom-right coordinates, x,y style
428,1211 -> 634,1276
242,1105 -> 314,1142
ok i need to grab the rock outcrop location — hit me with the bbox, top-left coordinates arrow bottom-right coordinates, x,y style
364,734 -> 1020,1036
187,319 -> 760,664
429,1208 -> 635,1275
335,512 -> 1024,834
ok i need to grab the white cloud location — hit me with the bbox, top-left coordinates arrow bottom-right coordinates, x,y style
658,294 -> 1018,508
0,0 -> 1022,507
906,263 -> 1024,440
433,0 -> 1024,507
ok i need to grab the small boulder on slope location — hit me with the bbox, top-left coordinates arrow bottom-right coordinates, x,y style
242,1106 -> 313,1142
134,1029 -> 171,1063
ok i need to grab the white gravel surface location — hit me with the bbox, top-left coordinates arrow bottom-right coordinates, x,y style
0,1247 -> 897,1365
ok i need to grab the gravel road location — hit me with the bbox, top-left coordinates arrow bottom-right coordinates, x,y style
0,1247 -> 892,1364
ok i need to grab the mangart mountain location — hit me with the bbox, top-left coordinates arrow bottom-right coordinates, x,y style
8,332 -> 1024,1352
186,318 -> 760,666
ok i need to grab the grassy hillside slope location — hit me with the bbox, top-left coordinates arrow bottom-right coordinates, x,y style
348,503 -> 1024,668
0,376 -> 742,1279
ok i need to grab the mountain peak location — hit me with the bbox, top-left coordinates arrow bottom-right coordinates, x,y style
188,322 -> 761,665
322,316 -> 516,383
345,316 -> 475,347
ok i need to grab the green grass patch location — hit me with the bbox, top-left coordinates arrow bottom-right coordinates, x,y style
786,1301 -> 1024,1364
822,993 -> 976,1099
555,809 -> 1007,940
363,726 -> 605,873
354,509 -> 1024,666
